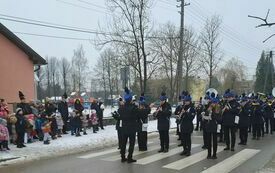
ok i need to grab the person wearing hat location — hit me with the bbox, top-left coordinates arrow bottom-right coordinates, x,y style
203,97 -> 220,159
118,87 -> 139,163
175,95 -> 184,145
179,95 -> 195,156
17,91 -> 32,115
154,92 -> 172,153
58,93 -> 69,134
222,89 -> 240,151
15,108 -> 27,148
251,97 -> 264,140
263,95 -> 274,134
238,94 -> 251,145
137,93 -> 150,151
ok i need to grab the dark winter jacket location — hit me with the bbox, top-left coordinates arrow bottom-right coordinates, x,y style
45,103 -> 56,116
155,102 -> 172,131
17,102 -> 32,115
180,104 -> 195,133
137,105 -> 150,132
222,100 -> 240,127
238,102 -> 251,128
263,103 -> 273,119
204,111 -> 219,133
15,114 -> 27,134
251,104 -> 264,125
118,102 -> 139,134
58,101 -> 69,120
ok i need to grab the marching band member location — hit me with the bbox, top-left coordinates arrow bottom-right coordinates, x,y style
238,94 -> 251,145
203,97 -> 220,159
222,89 -> 240,151
263,95 -> 274,134
137,93 -> 150,151
154,92 -> 171,153
251,96 -> 264,140
118,87 -> 139,163
180,95 -> 195,156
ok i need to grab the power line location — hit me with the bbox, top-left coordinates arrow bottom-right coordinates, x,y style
13,31 -> 93,41
160,0 -> 263,53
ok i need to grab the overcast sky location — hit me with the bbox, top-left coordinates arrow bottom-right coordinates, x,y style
1,0 -> 275,78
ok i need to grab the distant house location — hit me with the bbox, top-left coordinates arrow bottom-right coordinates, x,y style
0,23 -> 46,110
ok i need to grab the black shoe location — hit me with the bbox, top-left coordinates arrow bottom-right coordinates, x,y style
238,142 -> 244,145
207,155 -> 212,159
22,144 -> 26,147
178,143 -> 183,147
231,148 -> 235,151
63,132 -> 68,134
180,151 -> 187,156
121,158 -> 127,163
211,155 -> 217,159
202,146 -> 207,149
17,145 -> 23,148
158,149 -> 164,153
185,152 -> 191,156
224,147 -> 230,151
76,134 -> 81,137
127,158 -> 137,163
139,149 -> 147,151
163,149 -> 168,153
83,132 -> 87,135
44,141 -> 50,145
101,128 -> 104,130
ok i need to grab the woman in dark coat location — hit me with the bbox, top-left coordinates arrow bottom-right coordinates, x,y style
154,92 -> 171,153
74,99 -> 84,137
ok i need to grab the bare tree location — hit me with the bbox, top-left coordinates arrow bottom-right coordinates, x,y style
60,57 -> 71,94
150,23 -> 179,102
96,0 -> 154,94
182,27 -> 200,91
48,57 -> 60,97
71,45 -> 88,92
200,15 -> 223,88
248,9 -> 275,42
217,57 -> 247,93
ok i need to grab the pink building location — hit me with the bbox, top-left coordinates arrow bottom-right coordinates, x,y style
0,23 -> 46,110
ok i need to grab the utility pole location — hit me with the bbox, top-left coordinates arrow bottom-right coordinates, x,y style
271,51 -> 274,88
176,0 -> 190,96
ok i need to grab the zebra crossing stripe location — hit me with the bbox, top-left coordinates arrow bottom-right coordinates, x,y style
201,149 -> 260,173
102,143 -> 176,161
135,144 -> 201,165
78,142 -> 153,159
163,147 -> 224,170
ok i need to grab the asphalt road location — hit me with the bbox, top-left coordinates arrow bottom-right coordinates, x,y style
1,131 -> 275,173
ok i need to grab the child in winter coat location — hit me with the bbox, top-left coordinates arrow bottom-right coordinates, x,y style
15,108 -> 27,148
0,118 -> 10,150
90,110 -> 98,133
75,111 -> 82,137
69,111 -> 76,136
42,120 -> 51,145
55,111 -> 64,137
35,114 -> 44,141
7,113 -> 17,144
80,113 -> 88,135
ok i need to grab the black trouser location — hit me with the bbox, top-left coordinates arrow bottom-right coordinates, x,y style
219,124 -> 224,142
195,116 -> 201,130
252,124 -> 262,138
206,132 -> 217,157
239,126 -> 248,144
159,130 -> 169,150
182,132 -> 192,152
203,129 -> 208,147
120,133 -> 136,159
98,116 -> 104,129
265,118 -> 273,134
17,132 -> 25,146
62,117 -> 68,133
137,131 -> 147,150
224,126 -> 236,149
117,128 -> 123,149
